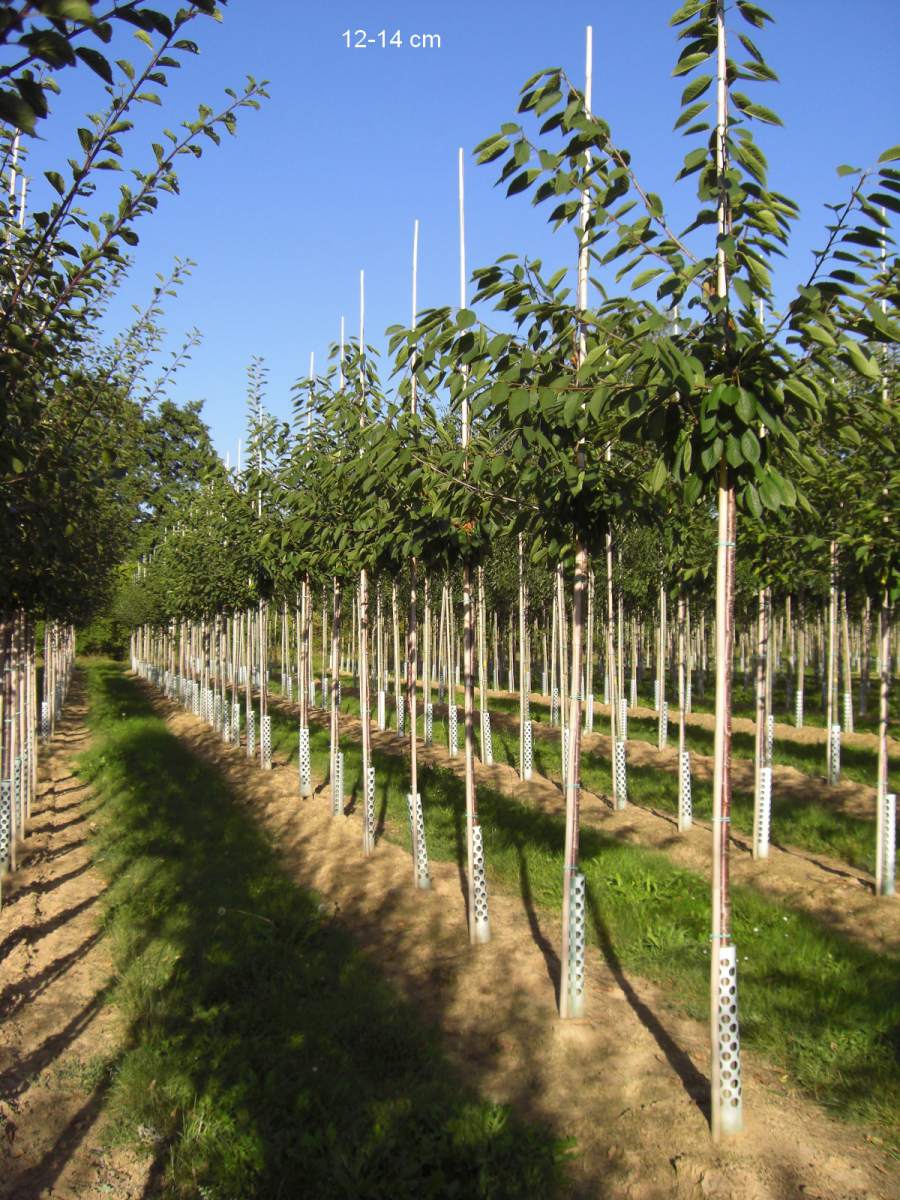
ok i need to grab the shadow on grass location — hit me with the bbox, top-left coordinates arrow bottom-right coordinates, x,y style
80,664 -> 569,1200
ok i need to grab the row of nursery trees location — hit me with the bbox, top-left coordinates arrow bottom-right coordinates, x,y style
1,0 -> 896,1144
0,2 -> 265,901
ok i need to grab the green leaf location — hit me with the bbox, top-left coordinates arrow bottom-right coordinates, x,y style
743,482 -> 762,519
45,170 -> 66,195
631,267 -> 664,290
648,457 -> 668,493
508,168 -> 540,196
46,0 -> 93,17
674,100 -> 708,131
737,1 -> 774,28
681,75 -> 712,105
844,339 -> 880,381
740,428 -> 760,464
75,46 -> 114,84
684,475 -> 702,505
456,308 -> 476,328
669,0 -> 704,25
735,389 -> 756,423
673,51 -> 711,77
678,146 -> 707,178
878,145 -> 900,163
509,390 -> 531,420
0,88 -> 36,134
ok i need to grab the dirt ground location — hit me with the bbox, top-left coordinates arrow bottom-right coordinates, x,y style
149,681 -> 897,1200
0,672 -> 896,1199
0,677 -> 150,1200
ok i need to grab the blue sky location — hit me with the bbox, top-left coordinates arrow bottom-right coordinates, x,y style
22,1 -> 900,461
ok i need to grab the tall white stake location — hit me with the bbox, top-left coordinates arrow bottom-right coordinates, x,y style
459,149 -> 490,943
710,0 -> 743,1141
358,272 -> 376,853
560,24 -> 592,1021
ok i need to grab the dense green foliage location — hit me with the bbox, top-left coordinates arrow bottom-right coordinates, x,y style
0,2 -> 266,624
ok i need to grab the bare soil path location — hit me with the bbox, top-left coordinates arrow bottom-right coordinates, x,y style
0,676 -> 149,1200
148,680 -> 898,1200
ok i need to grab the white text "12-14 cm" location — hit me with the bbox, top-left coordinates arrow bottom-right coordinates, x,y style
341,30 -> 442,50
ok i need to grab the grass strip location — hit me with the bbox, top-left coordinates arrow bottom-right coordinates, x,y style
78,661 -> 569,1200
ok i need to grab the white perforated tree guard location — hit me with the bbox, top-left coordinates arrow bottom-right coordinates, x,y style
331,752 -> 344,817
619,697 -> 628,741
654,679 -> 660,710
310,679 -> 317,708
551,687 -> 560,726
448,706 -> 459,757
397,696 -> 405,735
659,700 -> 668,749
714,945 -> 744,1134
231,702 -> 241,746
406,792 -> 432,889
755,765 -> 772,858
363,765 -> 376,853
261,714 -> 272,770
794,689 -> 803,728
322,678 -> 330,708
471,824 -> 491,943
585,694 -> 594,733
829,724 -> 841,785
881,793 -> 896,897
377,690 -> 386,731
561,724 -> 570,788
614,739 -> 627,809
13,757 -> 22,831
222,706 -> 230,744
522,719 -> 533,780
842,690 -> 853,733
0,778 -> 10,869
287,675 -> 293,702
678,750 -> 692,831
335,681 -> 341,706
193,681 -> 200,715
213,693 -> 222,732
567,870 -> 586,1018
247,706 -> 256,758
424,703 -> 433,746
41,701 -> 49,739
480,710 -> 493,765
298,726 -> 312,797
766,713 -> 774,763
